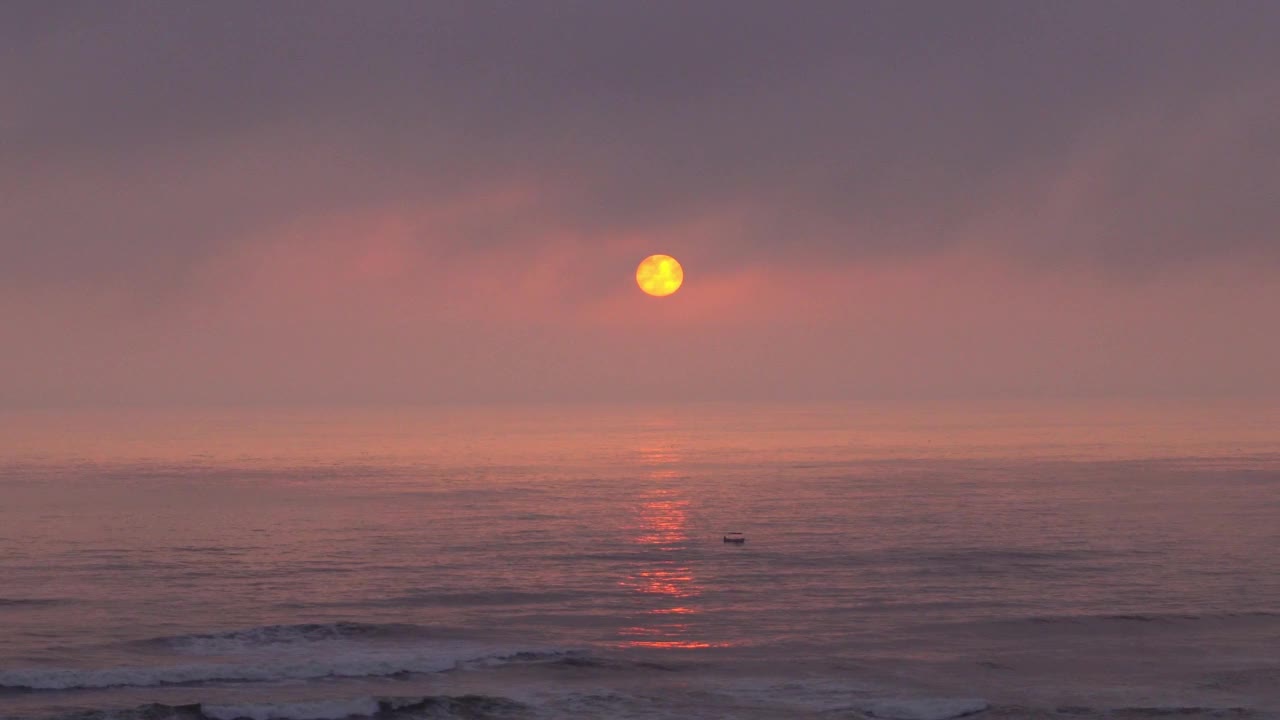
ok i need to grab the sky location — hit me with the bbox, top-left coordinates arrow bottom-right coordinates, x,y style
3,1 -> 1279,407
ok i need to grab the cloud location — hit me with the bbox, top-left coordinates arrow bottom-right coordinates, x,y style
2,2 -> 1278,405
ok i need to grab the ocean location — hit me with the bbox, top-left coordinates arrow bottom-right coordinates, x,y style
1,403 -> 1278,720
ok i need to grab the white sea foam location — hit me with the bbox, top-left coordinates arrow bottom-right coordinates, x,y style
864,697 -> 990,720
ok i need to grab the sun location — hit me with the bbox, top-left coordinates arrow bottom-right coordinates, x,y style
636,254 -> 684,297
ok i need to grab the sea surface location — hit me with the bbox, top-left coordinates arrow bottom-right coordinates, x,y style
1,403 -> 1278,720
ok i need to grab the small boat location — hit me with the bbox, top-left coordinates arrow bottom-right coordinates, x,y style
722,532 -> 746,544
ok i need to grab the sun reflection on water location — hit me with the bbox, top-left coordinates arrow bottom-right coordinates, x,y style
616,445 -> 731,649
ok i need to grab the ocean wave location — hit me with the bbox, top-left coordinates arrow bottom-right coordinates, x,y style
208,696 -> 526,720
0,598 -> 67,608
362,590 -> 579,608
282,590 -> 583,611
0,645 -> 573,691
1104,707 -> 1251,717
11,696 -> 528,720
864,698 -> 989,720
1054,706 -> 1252,718
456,648 -> 647,672
137,622 -> 437,654
4,694 -> 1262,720
1022,611 -> 1280,625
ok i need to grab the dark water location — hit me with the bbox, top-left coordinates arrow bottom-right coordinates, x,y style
1,405 -> 1278,719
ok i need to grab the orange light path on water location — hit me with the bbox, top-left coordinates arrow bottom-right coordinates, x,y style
614,446 -> 732,650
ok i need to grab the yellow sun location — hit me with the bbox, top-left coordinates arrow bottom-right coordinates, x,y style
636,254 -> 684,297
